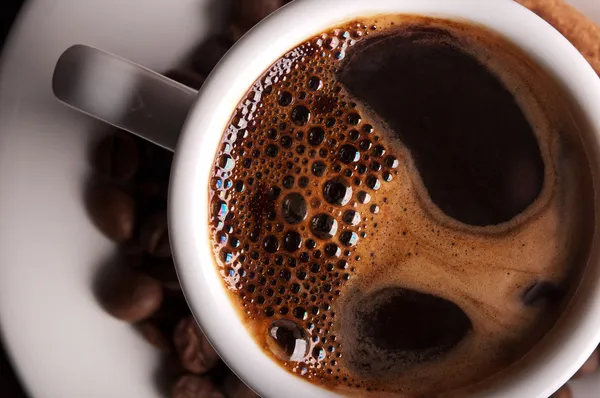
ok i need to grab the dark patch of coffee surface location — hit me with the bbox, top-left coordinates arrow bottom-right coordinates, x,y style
360,288 -> 471,354
341,287 -> 472,378
339,28 -> 545,226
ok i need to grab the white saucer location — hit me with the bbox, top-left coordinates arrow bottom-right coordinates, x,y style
0,0 -> 598,397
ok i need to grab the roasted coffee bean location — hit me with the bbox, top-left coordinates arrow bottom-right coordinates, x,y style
191,36 -> 231,76
231,0 -> 285,29
172,374 -> 224,398
551,385 -> 572,398
137,320 -> 172,352
99,270 -> 163,322
88,185 -> 135,242
93,132 -> 140,182
165,69 -> 206,90
141,211 -> 171,258
174,317 -> 220,374
575,349 -> 599,378
222,371 -> 259,398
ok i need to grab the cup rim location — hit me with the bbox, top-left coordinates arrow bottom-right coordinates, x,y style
169,0 -> 600,396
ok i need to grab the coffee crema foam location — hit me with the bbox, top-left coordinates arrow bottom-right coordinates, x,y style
208,16 -> 595,396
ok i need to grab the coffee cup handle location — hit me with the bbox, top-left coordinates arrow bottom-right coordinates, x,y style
52,45 -> 198,152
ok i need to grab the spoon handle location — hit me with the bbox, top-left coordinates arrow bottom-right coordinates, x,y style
52,45 -> 197,152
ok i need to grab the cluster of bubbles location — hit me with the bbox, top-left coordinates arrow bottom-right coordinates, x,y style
208,22 -> 399,387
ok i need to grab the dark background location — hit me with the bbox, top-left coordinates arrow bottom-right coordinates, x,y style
1,1 -> 30,397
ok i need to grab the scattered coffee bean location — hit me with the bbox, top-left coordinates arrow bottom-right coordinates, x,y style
93,132 -> 140,183
172,374 -> 224,398
99,270 -> 163,322
174,317 -> 220,374
575,349 -> 599,378
141,211 -> 172,258
88,184 -> 135,242
191,37 -> 231,76
165,69 -> 206,90
231,0 -> 286,29
137,320 -> 172,352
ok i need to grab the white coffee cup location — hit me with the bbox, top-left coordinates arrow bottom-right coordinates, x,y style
52,0 -> 600,396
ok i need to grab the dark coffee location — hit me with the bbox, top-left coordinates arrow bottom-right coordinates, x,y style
207,16 -> 595,396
